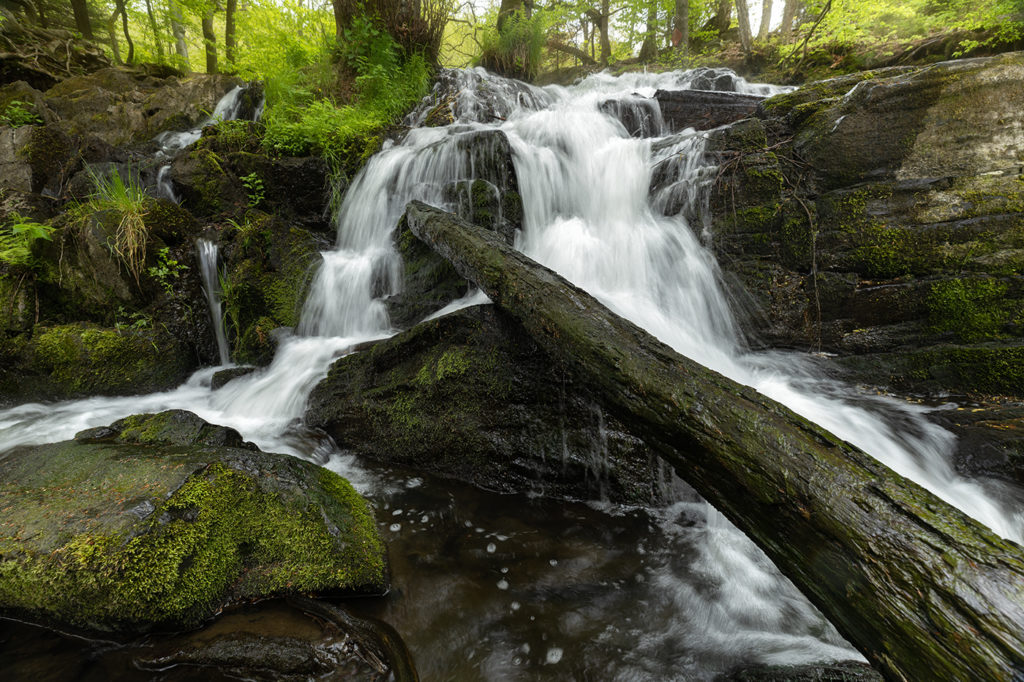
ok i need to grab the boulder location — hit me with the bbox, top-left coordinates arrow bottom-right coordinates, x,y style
306,305 -> 673,505
654,90 -> 764,133
384,129 -> 523,329
702,52 -> 1024,398
0,411 -> 387,633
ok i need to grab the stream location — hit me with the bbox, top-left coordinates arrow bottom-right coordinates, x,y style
1,66 -> 1022,680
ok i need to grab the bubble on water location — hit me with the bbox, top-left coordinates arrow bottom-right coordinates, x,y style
389,523 -> 401,532
486,542 -> 496,553
392,508 -> 403,516
545,647 -> 563,664
497,579 -> 509,590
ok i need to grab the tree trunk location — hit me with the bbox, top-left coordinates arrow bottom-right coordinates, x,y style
402,200 -> 1024,682
639,0 -> 657,61
599,0 -> 610,65
496,0 -> 524,33
225,0 -> 237,66
673,0 -> 689,53
107,9 -> 121,64
169,0 -> 189,64
735,0 -> 753,54
144,0 -> 165,59
115,0 -> 133,63
715,0 -> 731,36
758,0 -> 773,39
780,0 -> 799,40
70,0 -> 92,37
547,38 -> 597,66
202,11 -> 218,74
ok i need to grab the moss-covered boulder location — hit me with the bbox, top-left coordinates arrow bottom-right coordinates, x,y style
0,322 -> 192,404
219,213 -> 324,364
702,52 -> 1024,398
0,410 -> 386,633
306,305 -> 673,504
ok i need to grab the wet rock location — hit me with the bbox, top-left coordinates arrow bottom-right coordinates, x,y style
306,305 -> 674,505
0,411 -> 387,633
211,366 -> 257,390
654,90 -> 763,132
704,53 -> 1024,397
0,322 -> 193,404
406,68 -> 551,127
718,660 -> 882,681
599,96 -> 665,137
685,66 -> 745,92
384,129 -> 523,329
931,403 -> 1024,485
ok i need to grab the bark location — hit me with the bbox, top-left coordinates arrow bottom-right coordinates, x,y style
585,4 -> 610,66
735,0 -> 753,54
72,0 -> 93,37
144,0 -> 165,59
402,201 -> 1024,682
202,10 -> 217,74
546,38 -> 597,66
225,0 -> 237,66
496,0 -> 524,34
639,0 -> 657,61
673,0 -> 689,53
758,0 -> 773,40
115,0 -> 133,63
780,0 -> 798,40
169,0 -> 189,63
106,8 -> 121,64
715,0 -> 731,37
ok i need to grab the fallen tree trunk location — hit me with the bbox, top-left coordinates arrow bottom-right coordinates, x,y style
403,201 -> 1024,681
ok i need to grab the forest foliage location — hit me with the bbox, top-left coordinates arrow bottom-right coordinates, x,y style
2,0 -> 1022,164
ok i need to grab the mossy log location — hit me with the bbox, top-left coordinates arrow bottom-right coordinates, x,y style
403,201 -> 1024,681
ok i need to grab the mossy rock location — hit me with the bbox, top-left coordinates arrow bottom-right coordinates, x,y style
834,342 -> 1024,398
0,410 -> 386,633
306,305 -> 673,505
12,322 -> 192,400
221,219 -> 322,364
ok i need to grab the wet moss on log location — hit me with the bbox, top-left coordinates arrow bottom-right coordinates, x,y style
403,201 -> 1024,681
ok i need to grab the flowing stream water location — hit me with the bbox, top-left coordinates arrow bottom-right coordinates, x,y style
2,67 -> 1023,679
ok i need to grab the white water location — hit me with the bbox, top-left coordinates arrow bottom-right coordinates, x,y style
1,66 -> 1022,675
196,239 -> 231,366
153,85 -> 264,201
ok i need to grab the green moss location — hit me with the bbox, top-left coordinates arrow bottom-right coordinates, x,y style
927,278 -> 1014,342
30,323 -> 185,396
855,345 -> 1024,397
0,449 -> 385,632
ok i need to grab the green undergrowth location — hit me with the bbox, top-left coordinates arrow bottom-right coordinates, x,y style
69,168 -> 151,284
260,16 -> 430,174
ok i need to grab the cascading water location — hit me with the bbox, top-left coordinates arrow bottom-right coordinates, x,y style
196,238 -> 230,366
152,85 -> 265,202
1,66 -> 1022,679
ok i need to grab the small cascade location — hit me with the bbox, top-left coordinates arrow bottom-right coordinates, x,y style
196,239 -> 230,366
152,84 -> 265,201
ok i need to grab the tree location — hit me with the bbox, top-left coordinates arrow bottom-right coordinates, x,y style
735,0 -> 752,53
143,0 -> 165,59
780,0 -> 798,39
225,0 -> 237,65
638,0 -> 658,60
169,0 -> 190,64
202,7 -> 217,73
715,0 -> 731,36
70,0 -> 92,38
757,0 -> 772,39
673,0 -> 689,52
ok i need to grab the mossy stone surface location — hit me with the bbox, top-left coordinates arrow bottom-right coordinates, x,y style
306,305 -> 673,504
0,410 -> 386,633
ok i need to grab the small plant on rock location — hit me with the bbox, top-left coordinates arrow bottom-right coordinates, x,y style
74,167 -> 151,285
0,100 -> 42,127
0,214 -> 54,269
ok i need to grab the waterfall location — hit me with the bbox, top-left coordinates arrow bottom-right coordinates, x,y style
153,84 -> 264,201
196,239 -> 230,366
1,66 -> 1021,677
